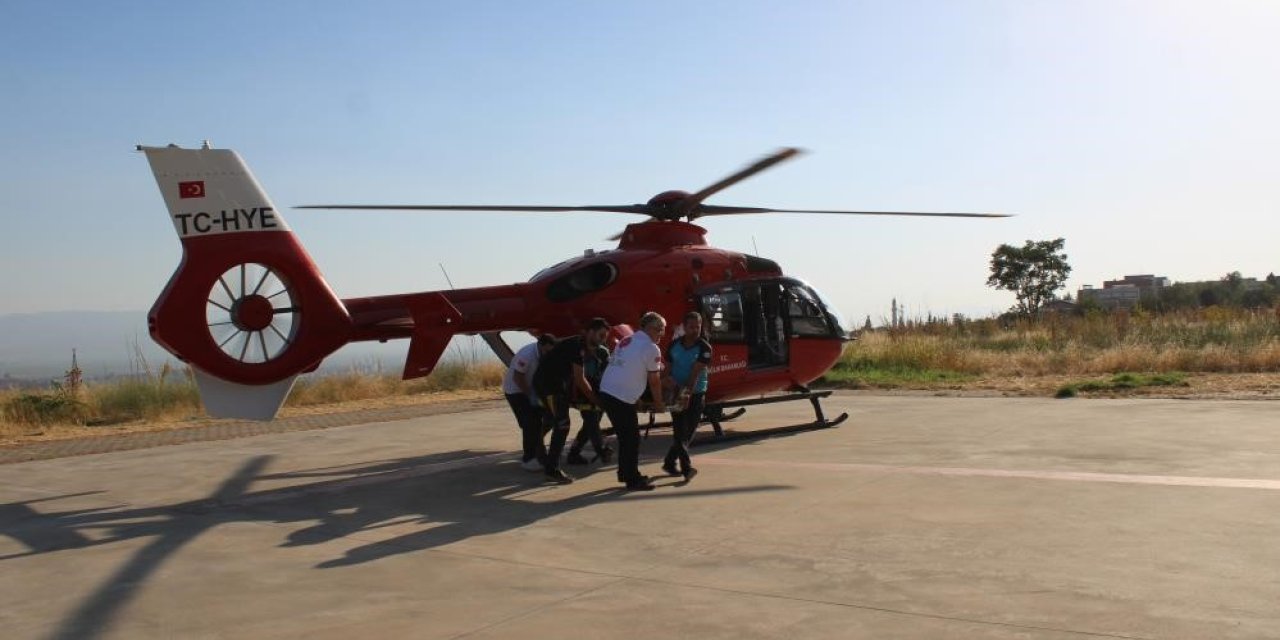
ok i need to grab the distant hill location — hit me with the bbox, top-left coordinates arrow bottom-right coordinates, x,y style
0,310 -> 501,383
0,311 -> 163,380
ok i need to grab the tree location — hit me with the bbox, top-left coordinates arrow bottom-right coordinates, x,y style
1242,287 -> 1276,309
1223,271 -> 1244,290
986,238 -> 1072,317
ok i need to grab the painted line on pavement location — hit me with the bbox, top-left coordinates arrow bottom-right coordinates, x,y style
698,457 -> 1280,490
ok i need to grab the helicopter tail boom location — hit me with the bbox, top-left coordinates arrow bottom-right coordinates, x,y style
139,144 -> 353,419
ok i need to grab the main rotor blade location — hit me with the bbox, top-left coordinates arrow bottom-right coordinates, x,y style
678,147 -> 804,215
695,205 -> 1011,218
295,204 -> 652,214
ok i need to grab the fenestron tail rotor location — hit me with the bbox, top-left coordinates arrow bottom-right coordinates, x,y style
205,263 -> 299,364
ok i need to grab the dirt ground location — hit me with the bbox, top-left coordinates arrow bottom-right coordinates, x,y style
3,374 -> 1278,449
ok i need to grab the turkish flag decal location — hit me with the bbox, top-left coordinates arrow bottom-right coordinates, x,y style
179,181 -> 205,199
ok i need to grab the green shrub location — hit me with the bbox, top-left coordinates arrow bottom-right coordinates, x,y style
3,391 -> 90,426
1054,372 -> 1188,398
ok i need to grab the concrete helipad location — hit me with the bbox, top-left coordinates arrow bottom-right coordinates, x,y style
2,394 -> 1280,639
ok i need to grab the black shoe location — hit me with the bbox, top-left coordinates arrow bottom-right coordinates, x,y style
624,478 -> 656,491
545,468 -> 574,484
661,462 -> 681,477
593,447 -> 614,464
566,451 -> 591,465
682,467 -> 698,481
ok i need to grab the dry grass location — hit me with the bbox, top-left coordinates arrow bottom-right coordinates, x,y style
287,362 -> 505,406
0,361 -> 506,442
842,307 -> 1280,377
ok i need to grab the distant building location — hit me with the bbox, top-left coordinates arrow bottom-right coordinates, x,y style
1102,274 -> 1170,291
1043,298 -> 1078,314
1078,274 -> 1169,310
1078,284 -> 1140,309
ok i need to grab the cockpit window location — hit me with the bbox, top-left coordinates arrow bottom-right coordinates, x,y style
545,262 -> 618,303
786,285 -> 831,337
700,291 -> 744,340
805,283 -> 848,336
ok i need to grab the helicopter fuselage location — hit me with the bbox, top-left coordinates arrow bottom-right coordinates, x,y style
338,220 -> 847,404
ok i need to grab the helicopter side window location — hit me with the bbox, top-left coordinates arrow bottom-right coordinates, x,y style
786,285 -> 832,337
545,262 -> 618,303
701,292 -> 744,341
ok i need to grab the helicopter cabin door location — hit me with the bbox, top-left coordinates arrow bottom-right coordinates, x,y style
700,281 -> 789,370
743,281 -> 789,369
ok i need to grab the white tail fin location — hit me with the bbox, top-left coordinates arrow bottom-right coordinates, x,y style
140,144 -> 293,240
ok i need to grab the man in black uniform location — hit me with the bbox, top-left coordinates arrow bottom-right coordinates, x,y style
532,317 -> 610,484
566,336 -> 613,465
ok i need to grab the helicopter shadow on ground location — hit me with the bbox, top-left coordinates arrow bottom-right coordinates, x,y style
256,436 -> 792,569
1,440 -> 792,640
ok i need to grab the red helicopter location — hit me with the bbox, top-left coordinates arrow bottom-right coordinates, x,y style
139,144 -> 1005,438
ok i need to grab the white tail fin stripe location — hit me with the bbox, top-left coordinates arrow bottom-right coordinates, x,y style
140,146 -> 292,238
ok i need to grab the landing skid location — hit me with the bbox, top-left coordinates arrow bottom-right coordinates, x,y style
692,390 -> 848,447
615,390 -> 847,446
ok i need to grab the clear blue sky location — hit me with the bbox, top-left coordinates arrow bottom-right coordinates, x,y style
3,0 -> 1278,326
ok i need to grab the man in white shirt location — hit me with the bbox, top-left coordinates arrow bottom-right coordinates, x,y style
503,334 -> 556,471
599,312 -> 668,491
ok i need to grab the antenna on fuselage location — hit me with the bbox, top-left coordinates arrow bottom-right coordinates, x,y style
436,262 -> 471,363
438,263 -> 456,290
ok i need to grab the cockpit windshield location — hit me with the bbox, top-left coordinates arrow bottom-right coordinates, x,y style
794,279 -> 849,337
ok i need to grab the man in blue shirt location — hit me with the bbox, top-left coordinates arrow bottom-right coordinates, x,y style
662,311 -> 712,480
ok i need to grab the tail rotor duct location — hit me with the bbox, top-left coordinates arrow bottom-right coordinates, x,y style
205,262 -> 299,364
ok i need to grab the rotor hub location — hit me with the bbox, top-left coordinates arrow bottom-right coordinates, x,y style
646,190 -> 692,220
232,294 -> 276,332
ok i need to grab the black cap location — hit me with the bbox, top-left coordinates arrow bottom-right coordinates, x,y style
537,334 -> 557,347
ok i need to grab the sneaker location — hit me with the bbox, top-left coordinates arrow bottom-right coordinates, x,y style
565,451 -> 591,466
520,458 -> 543,472
545,468 -> 575,484
682,467 -> 698,481
661,462 -> 681,477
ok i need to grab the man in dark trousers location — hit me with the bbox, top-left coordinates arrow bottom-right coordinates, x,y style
662,311 -> 712,481
599,312 -> 668,491
533,318 -> 610,484
502,334 -> 556,471
566,335 -> 613,466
